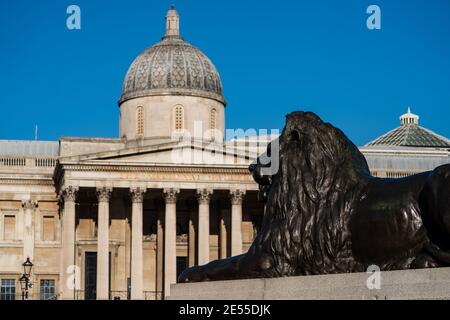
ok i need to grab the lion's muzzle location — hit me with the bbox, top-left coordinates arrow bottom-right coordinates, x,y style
249,162 -> 272,203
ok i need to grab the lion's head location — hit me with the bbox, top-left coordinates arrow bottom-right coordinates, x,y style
248,111 -> 371,275
250,112 -> 370,196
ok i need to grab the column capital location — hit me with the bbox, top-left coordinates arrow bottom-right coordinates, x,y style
230,189 -> 246,205
21,200 -> 38,210
163,188 -> 180,204
96,186 -> 112,203
59,186 -> 79,202
196,189 -> 212,205
130,187 -> 146,203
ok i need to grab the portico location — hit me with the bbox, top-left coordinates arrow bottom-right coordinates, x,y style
54,160 -> 261,299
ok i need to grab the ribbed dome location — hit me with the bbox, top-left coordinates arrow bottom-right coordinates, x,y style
119,6 -> 224,105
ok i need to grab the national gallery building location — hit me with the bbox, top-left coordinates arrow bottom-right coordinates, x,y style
0,7 -> 449,300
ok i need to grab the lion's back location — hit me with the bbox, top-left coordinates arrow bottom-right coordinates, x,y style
349,174 -> 431,267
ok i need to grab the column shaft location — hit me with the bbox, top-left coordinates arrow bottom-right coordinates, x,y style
124,215 -> 131,295
22,200 -> 37,261
163,188 -> 179,298
130,187 -> 145,300
197,189 -> 212,265
156,212 -> 164,295
60,186 -> 78,300
230,190 -> 245,256
96,187 -> 111,300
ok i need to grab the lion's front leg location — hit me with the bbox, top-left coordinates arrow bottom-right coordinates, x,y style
178,252 -> 274,283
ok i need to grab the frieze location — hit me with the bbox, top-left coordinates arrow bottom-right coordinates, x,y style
59,164 -> 250,174
0,178 -> 54,186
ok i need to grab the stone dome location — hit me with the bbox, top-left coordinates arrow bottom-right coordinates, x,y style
119,6 -> 225,105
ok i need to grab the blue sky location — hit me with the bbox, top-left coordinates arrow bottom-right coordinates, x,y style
1,0 -> 449,146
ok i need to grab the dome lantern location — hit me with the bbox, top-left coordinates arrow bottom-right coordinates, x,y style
400,107 -> 419,126
164,5 -> 181,39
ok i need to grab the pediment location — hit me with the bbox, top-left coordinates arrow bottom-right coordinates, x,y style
59,140 -> 255,166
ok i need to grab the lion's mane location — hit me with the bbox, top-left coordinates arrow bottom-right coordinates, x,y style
250,112 -> 372,276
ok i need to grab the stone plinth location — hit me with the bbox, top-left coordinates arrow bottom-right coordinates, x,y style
169,267 -> 450,300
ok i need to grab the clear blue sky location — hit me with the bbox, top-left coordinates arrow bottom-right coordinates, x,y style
1,0 -> 449,146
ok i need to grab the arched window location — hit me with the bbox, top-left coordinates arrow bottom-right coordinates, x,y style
210,108 -> 217,130
136,106 -> 144,136
173,105 -> 184,131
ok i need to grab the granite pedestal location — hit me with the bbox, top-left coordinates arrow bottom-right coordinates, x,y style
169,267 -> 450,300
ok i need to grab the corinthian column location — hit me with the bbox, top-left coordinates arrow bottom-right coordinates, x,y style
96,186 -> 112,300
230,189 -> 245,256
59,186 -> 78,300
130,187 -> 145,300
163,188 -> 179,298
21,200 -> 38,261
196,189 -> 212,265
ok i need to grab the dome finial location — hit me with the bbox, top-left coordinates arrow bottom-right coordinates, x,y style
400,107 -> 419,126
164,5 -> 180,38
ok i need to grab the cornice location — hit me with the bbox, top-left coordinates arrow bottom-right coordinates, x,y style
57,163 -> 250,174
0,178 -> 54,186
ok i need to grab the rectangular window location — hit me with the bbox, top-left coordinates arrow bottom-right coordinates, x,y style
40,279 -> 55,300
42,216 -> 55,241
3,215 -> 16,240
0,279 -> 16,300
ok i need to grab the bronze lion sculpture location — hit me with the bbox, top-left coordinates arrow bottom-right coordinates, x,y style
178,111 -> 450,282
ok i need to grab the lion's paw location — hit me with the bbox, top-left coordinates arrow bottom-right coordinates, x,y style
177,266 -> 207,283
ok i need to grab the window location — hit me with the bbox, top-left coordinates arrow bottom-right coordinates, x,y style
210,108 -> 217,130
136,106 -> 144,136
40,279 -> 56,300
3,215 -> 15,240
0,279 -> 16,300
42,216 -> 55,241
174,105 -> 184,131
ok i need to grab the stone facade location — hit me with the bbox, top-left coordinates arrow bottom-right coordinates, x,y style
0,149 -> 264,300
